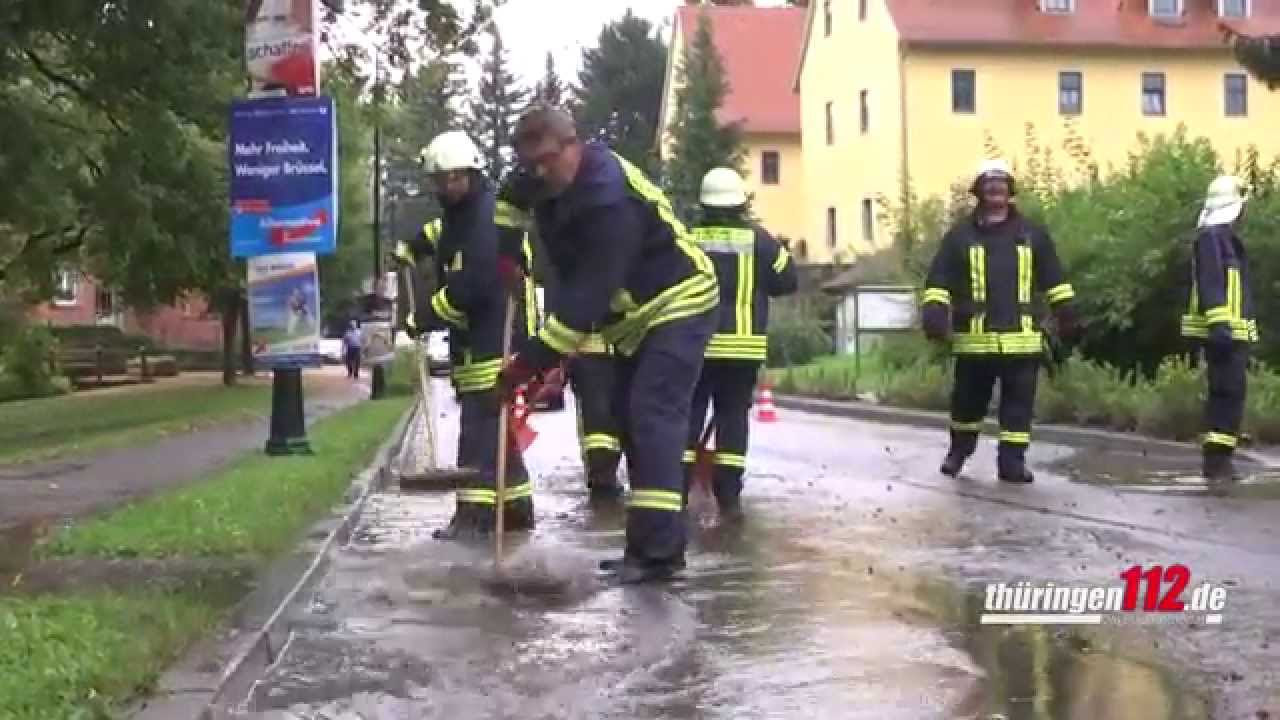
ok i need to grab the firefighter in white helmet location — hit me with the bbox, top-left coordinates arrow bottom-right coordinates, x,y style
921,159 -> 1079,483
1181,175 -> 1257,481
402,130 -> 536,538
683,167 -> 797,519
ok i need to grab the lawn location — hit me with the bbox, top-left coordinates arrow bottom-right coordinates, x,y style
0,381 -> 270,464
5,394 -> 412,719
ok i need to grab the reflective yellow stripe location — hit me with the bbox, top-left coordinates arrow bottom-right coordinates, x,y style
452,358 -> 502,393
494,200 -> 528,229
614,151 -> 690,239
952,330 -> 1042,355
951,420 -> 982,432
584,433 -> 621,452
705,334 -> 768,361
603,273 -> 719,356
922,287 -> 951,305
682,450 -> 698,464
999,430 -> 1031,445
714,452 -> 746,468
523,277 -> 538,336
1204,432 -> 1237,448
539,315 -> 587,354
693,226 -> 754,253
1017,245 -> 1032,305
773,247 -> 791,273
969,246 -> 986,303
504,481 -> 534,501
457,488 -> 496,505
1204,306 -> 1232,324
1046,283 -> 1075,304
422,219 -> 441,246
736,251 -> 755,335
395,241 -> 416,266
578,333 -> 610,354
431,288 -> 467,328
628,488 -> 684,512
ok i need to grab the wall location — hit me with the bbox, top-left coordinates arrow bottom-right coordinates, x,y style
743,133 -> 806,245
798,0 -> 904,263
900,46 -> 1280,200
30,273 -> 223,351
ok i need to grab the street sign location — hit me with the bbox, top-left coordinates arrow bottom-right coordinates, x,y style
854,287 -> 917,331
248,252 -> 323,369
229,95 -> 338,257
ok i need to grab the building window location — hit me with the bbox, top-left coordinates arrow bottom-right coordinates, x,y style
1219,0 -> 1248,17
825,101 -> 834,145
859,0 -> 868,20
859,90 -> 870,133
761,150 -> 780,185
1041,0 -> 1075,11
1225,73 -> 1248,116
95,287 -> 116,322
861,198 -> 875,243
952,69 -> 976,114
1059,71 -> 1083,115
1149,0 -> 1182,18
823,0 -> 832,36
826,207 -> 838,249
54,268 -> 77,306
1142,72 -> 1166,116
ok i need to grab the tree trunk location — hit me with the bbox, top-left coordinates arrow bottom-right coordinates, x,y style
239,291 -> 254,376
220,289 -> 238,386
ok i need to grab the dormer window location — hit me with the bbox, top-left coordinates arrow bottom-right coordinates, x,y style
1219,0 -> 1249,18
1040,0 -> 1075,12
1149,0 -> 1183,18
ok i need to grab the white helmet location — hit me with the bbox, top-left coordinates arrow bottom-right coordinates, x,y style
421,130 -> 485,174
971,158 -> 1016,196
1198,175 -> 1248,228
700,167 -> 748,208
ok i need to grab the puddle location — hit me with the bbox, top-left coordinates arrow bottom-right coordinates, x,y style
1051,448 -> 1280,499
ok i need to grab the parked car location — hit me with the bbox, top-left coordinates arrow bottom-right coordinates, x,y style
318,335 -> 344,365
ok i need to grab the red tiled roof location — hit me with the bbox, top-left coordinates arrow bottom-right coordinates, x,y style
675,5 -> 805,135
885,0 -> 1280,50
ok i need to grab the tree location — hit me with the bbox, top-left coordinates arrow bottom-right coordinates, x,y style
574,12 -> 668,175
534,52 -> 567,106
468,25 -> 529,180
661,12 -> 746,222
1220,27 -> 1280,89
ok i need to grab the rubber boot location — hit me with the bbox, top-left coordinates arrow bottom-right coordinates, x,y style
586,454 -> 624,503
599,554 -> 686,584
432,503 -> 493,540
940,430 -> 978,477
997,452 -> 1034,484
1202,450 -> 1241,483
503,497 -> 537,531
712,467 -> 745,523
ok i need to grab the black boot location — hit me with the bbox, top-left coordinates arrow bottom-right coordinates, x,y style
503,497 -> 537,531
940,429 -> 978,478
713,469 -> 745,522
432,503 -> 494,540
587,458 -> 624,503
997,454 -> 1034,484
939,451 -> 968,478
1202,451 -> 1241,482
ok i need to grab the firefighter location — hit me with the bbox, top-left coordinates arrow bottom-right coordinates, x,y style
1181,175 -> 1256,481
401,130 -> 535,538
684,167 -> 798,517
501,105 -> 718,584
569,331 -> 624,501
921,159 -> 1078,483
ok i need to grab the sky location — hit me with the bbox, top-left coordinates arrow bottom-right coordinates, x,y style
489,0 -> 792,88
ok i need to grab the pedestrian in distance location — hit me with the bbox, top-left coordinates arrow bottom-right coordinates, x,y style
402,130 -> 536,539
1181,175 -> 1257,482
501,105 -> 719,584
921,159 -> 1080,483
683,167 -> 798,519
342,320 -> 362,379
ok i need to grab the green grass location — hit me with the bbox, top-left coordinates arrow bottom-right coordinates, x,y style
0,383 -> 270,464
0,591 -> 223,720
43,395 -> 411,559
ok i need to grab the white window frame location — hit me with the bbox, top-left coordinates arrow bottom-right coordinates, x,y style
1218,0 -> 1249,18
1149,0 -> 1183,18
53,268 -> 78,306
1040,0 -> 1075,13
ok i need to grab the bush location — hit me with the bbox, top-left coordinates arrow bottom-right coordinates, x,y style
1245,361 -> 1280,444
873,358 -> 952,412
0,326 -> 68,402
767,295 -> 834,368
1135,356 -> 1204,441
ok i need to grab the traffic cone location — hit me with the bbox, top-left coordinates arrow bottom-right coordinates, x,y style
755,382 -> 778,423
513,387 -> 528,422
508,387 -> 537,452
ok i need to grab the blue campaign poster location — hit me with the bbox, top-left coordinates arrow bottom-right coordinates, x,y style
229,96 -> 338,258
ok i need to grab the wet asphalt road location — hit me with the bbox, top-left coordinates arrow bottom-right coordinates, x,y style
219,379 -> 1279,720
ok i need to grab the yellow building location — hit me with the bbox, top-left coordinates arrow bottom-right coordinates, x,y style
657,4 -> 810,257
795,0 -> 1280,260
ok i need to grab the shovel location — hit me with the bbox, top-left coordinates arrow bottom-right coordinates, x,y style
493,294 -> 517,569
690,418 -> 716,501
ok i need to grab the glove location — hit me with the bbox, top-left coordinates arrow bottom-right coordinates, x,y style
497,256 -> 525,296
404,313 -> 423,339
921,302 -> 951,341
528,363 -> 567,405
1053,302 -> 1081,344
1205,323 -> 1234,362
498,353 -> 538,399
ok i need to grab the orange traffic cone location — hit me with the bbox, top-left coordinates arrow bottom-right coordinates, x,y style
755,382 -> 778,423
